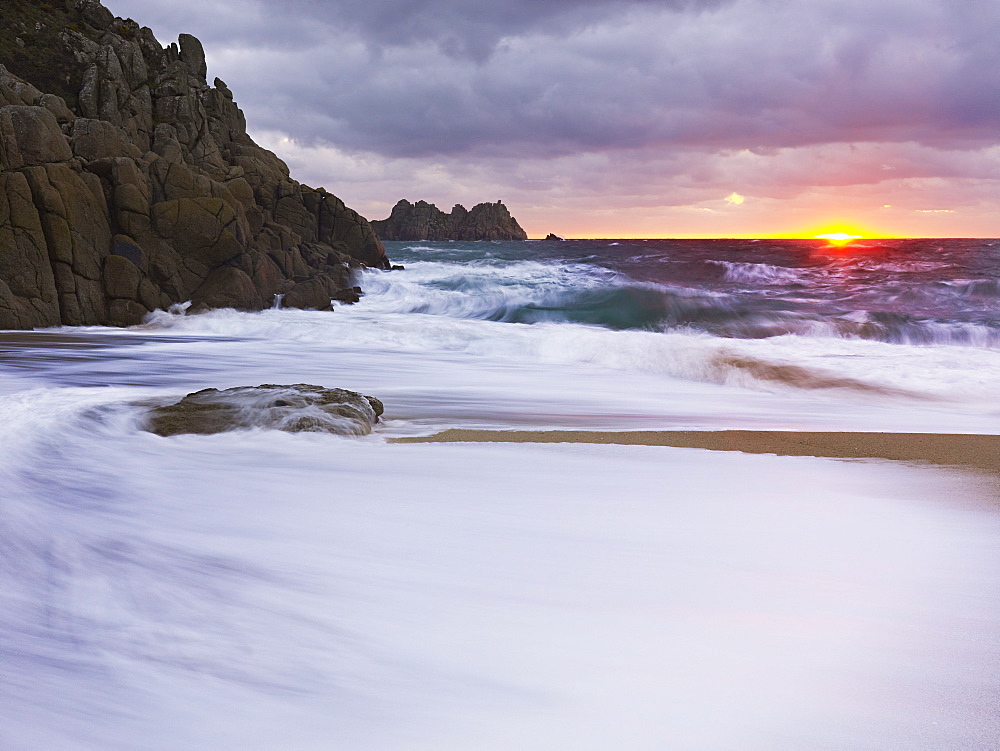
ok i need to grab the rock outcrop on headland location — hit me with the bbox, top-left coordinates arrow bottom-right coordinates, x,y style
0,0 -> 387,329
371,199 -> 528,241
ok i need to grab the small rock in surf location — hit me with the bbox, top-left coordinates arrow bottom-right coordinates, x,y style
146,384 -> 384,437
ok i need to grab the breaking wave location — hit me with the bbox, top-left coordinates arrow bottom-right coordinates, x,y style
707,260 -> 807,285
355,261 -> 1000,347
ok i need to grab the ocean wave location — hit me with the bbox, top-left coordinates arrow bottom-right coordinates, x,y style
698,310 -> 1000,347
356,261 -> 726,330
398,244 -> 453,253
852,259 -> 955,274
707,260 -> 807,285
132,241 -> 1000,404
141,305 -> 1000,405
708,354 -> 930,398
942,279 -> 1000,299
354,263 -> 1000,347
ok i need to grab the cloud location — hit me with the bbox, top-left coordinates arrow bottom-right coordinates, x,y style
254,130 -> 1000,234
108,0 -> 734,59
277,0 -> 738,60
102,0 -> 1000,235
106,0 -> 1000,158
725,193 -> 745,205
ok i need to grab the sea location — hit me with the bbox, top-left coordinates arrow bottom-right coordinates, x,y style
2,238 -> 999,750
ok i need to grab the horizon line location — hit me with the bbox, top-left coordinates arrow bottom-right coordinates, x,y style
502,235 -> 1000,241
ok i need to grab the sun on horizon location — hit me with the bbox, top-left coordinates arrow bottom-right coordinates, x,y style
814,231 -> 864,246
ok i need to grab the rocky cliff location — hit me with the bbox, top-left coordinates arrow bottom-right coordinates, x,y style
371,199 -> 528,241
0,0 -> 388,329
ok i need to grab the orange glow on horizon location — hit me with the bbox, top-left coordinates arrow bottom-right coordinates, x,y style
751,221 -> 895,243
814,232 -> 863,246
527,221 -> 903,240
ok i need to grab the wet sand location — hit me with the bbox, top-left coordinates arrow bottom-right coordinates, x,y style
393,429 -> 1000,475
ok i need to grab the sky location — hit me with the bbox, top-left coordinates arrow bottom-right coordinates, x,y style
103,0 -> 1000,238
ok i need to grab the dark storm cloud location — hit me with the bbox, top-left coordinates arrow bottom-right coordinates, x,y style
267,0 -> 733,59
105,0 -> 1000,161
106,0 -> 731,56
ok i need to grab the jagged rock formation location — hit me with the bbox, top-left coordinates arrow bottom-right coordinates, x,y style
371,199 -> 528,241
0,0 -> 387,329
544,233 -> 564,241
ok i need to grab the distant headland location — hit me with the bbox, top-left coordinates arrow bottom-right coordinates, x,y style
371,199 -> 528,241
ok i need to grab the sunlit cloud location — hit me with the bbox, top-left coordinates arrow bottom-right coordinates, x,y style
103,0 -> 1000,237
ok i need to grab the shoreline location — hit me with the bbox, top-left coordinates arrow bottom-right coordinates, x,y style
392,428 -> 1000,475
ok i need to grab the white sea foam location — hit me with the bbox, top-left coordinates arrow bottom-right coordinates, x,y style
5,240 -> 1000,749
355,259 -> 624,319
141,303 -> 1000,421
359,260 -> 1000,349
1,398 -> 998,750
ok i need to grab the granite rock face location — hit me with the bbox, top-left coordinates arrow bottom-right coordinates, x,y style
0,0 -> 387,329
146,383 -> 385,436
371,199 -> 528,241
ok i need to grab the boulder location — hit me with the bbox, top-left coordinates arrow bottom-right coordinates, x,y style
145,384 -> 385,436
282,277 -> 334,310
331,286 -> 363,304
106,297 -> 147,327
189,266 -> 264,311
0,105 -> 73,169
71,118 -> 142,162
152,196 -> 244,266
103,253 -> 142,299
0,171 -> 60,328
39,94 -> 75,125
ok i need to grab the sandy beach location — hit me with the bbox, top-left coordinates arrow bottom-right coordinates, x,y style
395,428 -> 1000,476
